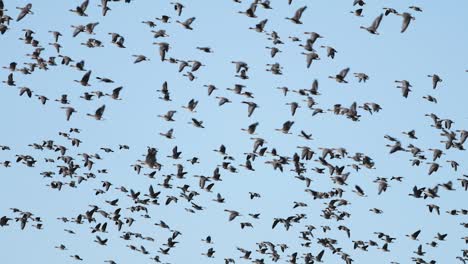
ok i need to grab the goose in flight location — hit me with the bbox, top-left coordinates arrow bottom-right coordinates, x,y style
94,235 -> 108,246
406,230 -> 421,240
203,84 -> 217,96
35,95 -> 49,105
216,97 -> 231,106
286,102 -> 300,116
154,42 -> 170,61
304,31 -> 323,45
238,2 -> 257,18
87,105 -> 106,120
189,118 -> 205,128
353,0 -> 365,6
16,3 -> 33,22
156,15 -> 171,23
354,73 -> 369,82
224,210 -> 241,221
395,80 -> 412,98
301,52 -> 320,68
383,7 -> 398,16
275,121 -> 294,134
74,70 -> 92,86
98,0 -> 111,16
265,46 -> 281,58
298,131 -> 313,140
422,95 -> 437,103
250,19 -> 268,33
160,128 -> 175,139
286,6 -> 307,24
152,29 -> 169,38
241,122 -> 259,135
182,99 -> 199,112
132,55 -> 149,64
69,0 -> 89,16
142,20 -> 156,28
235,69 -> 249,79
329,67 -> 350,83
171,2 -> 184,16
202,247 -> 215,258
106,87 -> 123,100
242,101 -> 259,117
361,13 -> 383,34
61,107 -> 77,121
350,8 -> 364,17
321,46 -> 337,59
427,74 -> 442,89
3,73 -> 15,86
231,61 -> 249,73
188,60 -> 204,72
49,30 -> 62,43
398,12 -> 415,33
177,17 -> 196,30
18,87 -> 33,98
70,255 -> 83,261
196,46 -> 213,53
409,6 -> 423,12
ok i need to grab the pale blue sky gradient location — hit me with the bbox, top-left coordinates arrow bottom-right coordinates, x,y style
0,1 -> 467,263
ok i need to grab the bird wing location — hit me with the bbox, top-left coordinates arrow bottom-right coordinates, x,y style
401,13 -> 412,33
305,54 -> 313,68
178,61 -> 187,72
82,70 -> 91,83
167,128 -> 174,137
161,81 -> 168,92
371,13 -> 383,30
149,185 -> 156,196
432,75 -> 438,89
159,48 -> 166,61
248,2 -> 257,13
228,212 -> 237,221
235,63 -> 241,73
355,185 -> 364,194
377,181 -> 386,194
185,17 -> 196,25
16,9 -> 29,22
316,249 -> 324,261
117,36 -> 125,45
95,105 -> 106,118
350,102 -> 357,112
80,0 -> 89,12
72,26 -> 84,37
294,6 -> 307,20
113,86 -> 123,97
247,104 -> 255,117
311,79 -> 319,92
339,67 -> 350,78
65,108 -> 74,121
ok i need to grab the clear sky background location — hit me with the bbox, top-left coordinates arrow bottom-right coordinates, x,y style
0,0 -> 467,263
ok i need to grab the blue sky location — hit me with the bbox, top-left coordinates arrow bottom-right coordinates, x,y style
0,0 -> 467,263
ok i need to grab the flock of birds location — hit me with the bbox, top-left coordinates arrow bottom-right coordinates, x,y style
0,0 -> 467,264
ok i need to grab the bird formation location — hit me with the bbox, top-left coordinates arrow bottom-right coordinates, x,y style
0,0 -> 467,264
